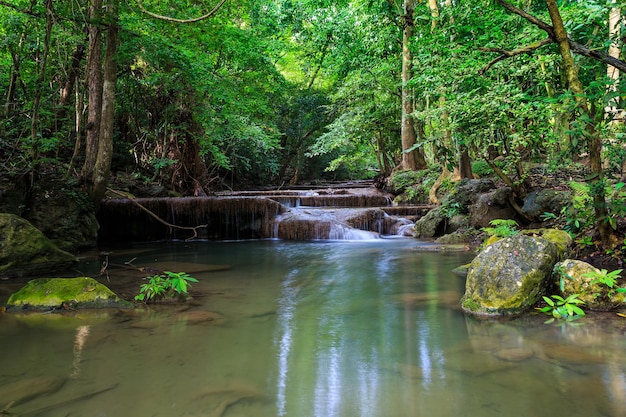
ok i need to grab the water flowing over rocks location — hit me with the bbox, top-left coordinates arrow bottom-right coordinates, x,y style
461,234 -> 562,316
98,186 -> 426,242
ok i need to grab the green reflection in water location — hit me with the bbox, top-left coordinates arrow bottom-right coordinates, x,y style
0,240 -> 624,417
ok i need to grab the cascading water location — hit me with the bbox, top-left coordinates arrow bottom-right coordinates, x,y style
98,185 -> 427,242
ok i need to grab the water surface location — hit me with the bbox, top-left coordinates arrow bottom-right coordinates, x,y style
1,239 -> 625,417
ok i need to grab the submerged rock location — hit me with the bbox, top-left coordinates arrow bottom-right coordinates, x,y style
461,234 -> 560,316
0,375 -> 65,406
6,277 -> 133,312
0,214 -> 78,279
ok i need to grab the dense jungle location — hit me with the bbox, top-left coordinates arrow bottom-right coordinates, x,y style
1,0 -> 626,263
3,3 -> 626,415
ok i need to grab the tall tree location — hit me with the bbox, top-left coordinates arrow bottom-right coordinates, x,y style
400,0 -> 426,170
545,0 -> 617,248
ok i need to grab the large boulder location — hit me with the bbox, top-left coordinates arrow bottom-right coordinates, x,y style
554,259 -> 626,311
521,228 -> 572,259
413,207 -> 446,238
0,214 -> 78,279
469,187 -> 517,229
0,175 -> 99,251
438,179 -> 497,217
521,189 -> 571,221
6,277 -> 133,311
461,234 -> 560,316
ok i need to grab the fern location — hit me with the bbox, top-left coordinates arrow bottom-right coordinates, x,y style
568,181 -> 592,210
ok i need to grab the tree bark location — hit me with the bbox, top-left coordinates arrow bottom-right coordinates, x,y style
29,0 -> 53,168
545,0 -> 617,248
400,0 -> 426,171
91,0 -> 118,207
81,0 -> 103,187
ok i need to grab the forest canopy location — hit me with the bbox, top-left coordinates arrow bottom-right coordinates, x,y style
1,0 -> 625,207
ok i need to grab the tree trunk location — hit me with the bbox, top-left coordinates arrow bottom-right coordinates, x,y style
91,0 -> 119,207
605,1 -> 620,119
29,0 -> 53,169
545,0 -> 618,248
81,0 -> 103,188
400,0 -> 426,170
458,145 -> 473,179
55,42 -> 86,128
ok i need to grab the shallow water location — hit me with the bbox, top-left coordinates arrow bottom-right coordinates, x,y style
1,239 -> 625,417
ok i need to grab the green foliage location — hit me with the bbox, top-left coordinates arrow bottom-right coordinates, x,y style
134,271 -> 198,302
563,181 -> 595,234
440,201 -> 462,219
387,170 -> 426,194
481,219 -> 519,238
536,294 -> 585,321
471,160 -> 495,177
582,268 -> 625,299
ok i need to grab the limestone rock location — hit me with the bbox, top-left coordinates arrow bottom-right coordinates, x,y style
443,179 -> 497,214
413,207 -> 446,238
0,214 -> 78,279
0,375 -> 65,406
6,277 -> 133,311
554,259 -> 626,311
521,228 -> 572,259
461,234 -> 559,316
521,189 -> 571,221
469,187 -> 517,228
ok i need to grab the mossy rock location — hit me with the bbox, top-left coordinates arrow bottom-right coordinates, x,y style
0,213 -> 78,278
554,259 -> 626,311
6,277 -> 133,312
521,228 -> 572,260
461,234 -> 559,316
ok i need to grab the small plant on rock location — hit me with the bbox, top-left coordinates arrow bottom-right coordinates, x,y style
536,294 -> 586,322
582,268 -> 625,299
135,271 -> 198,302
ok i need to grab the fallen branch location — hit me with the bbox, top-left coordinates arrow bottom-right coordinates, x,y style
106,188 -> 207,240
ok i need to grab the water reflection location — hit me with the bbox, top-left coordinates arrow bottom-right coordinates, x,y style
1,240 -> 625,417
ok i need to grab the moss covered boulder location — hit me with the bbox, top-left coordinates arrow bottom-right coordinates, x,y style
461,234 -> 560,316
0,213 -> 78,278
554,259 -> 626,311
6,277 -> 133,311
521,228 -> 572,259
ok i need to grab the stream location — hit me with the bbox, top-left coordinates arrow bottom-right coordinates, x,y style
1,238 -> 626,416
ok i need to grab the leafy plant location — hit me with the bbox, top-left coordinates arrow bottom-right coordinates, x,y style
481,219 -> 519,238
536,294 -> 585,321
135,271 -> 198,302
582,268 -> 625,299
540,212 -> 558,222
575,235 -> 595,247
440,201 -> 462,218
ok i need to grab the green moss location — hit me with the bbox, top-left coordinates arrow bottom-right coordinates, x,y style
7,277 -> 133,311
522,228 -> 572,259
0,214 -> 78,277
461,297 -> 480,312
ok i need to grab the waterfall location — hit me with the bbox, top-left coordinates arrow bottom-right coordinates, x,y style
98,187 -> 431,242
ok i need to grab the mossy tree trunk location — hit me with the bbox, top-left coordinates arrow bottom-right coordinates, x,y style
545,0 -> 618,248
